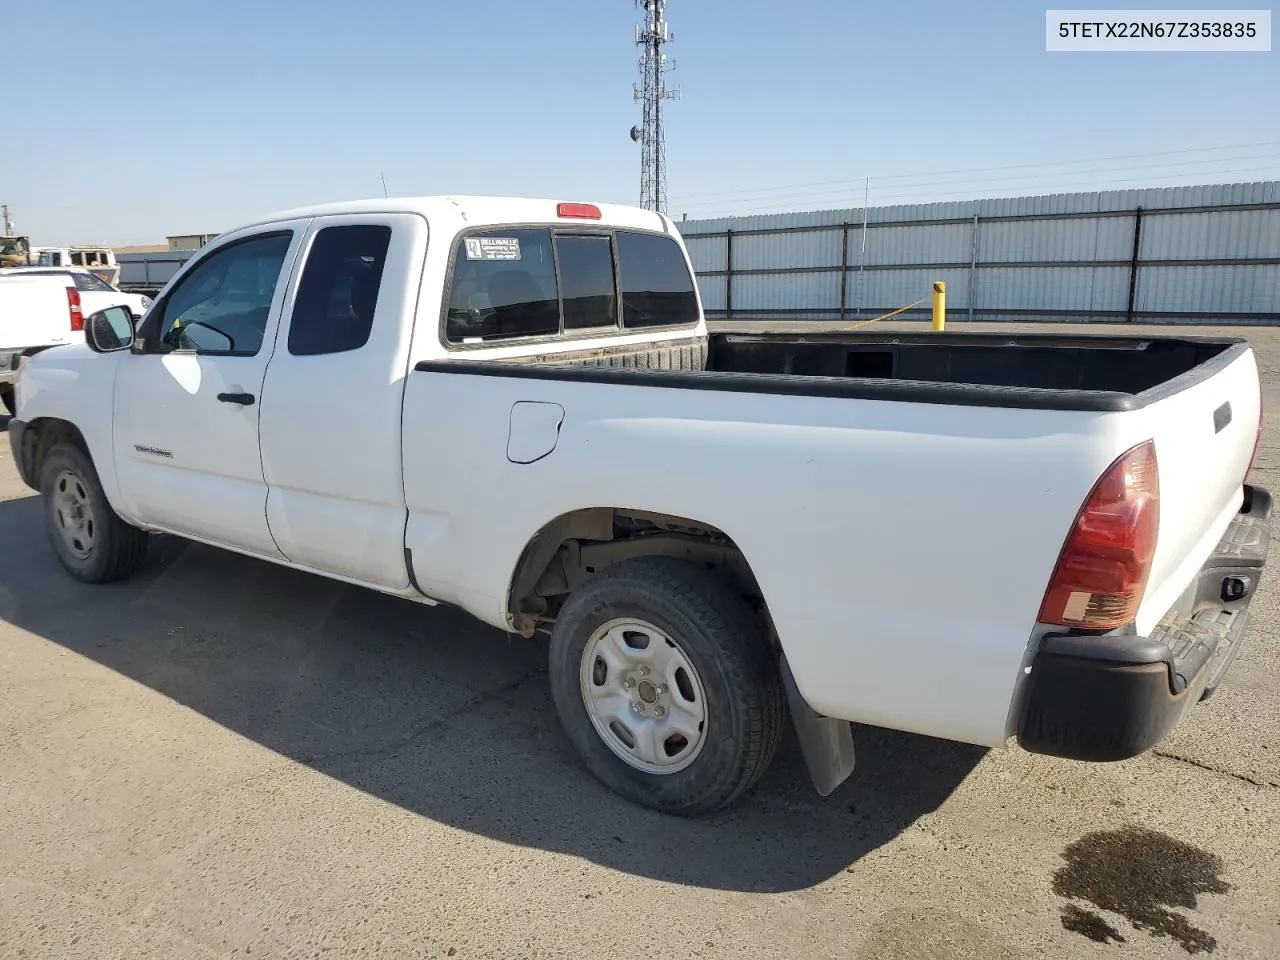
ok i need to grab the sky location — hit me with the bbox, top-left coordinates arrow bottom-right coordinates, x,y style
2,1 -> 1277,244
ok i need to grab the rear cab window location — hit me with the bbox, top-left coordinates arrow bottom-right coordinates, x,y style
447,229 -> 559,342
616,231 -> 700,329
443,225 -> 697,345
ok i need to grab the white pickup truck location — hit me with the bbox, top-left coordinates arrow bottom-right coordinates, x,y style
8,196 -> 1271,815
0,269 -> 152,414
0,266 -> 152,318
0,274 -> 88,415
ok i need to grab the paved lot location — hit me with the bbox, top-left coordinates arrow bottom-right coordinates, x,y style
2,322 -> 1279,959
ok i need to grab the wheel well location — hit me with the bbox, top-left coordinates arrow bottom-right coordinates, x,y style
16,418 -> 89,490
507,508 -> 768,637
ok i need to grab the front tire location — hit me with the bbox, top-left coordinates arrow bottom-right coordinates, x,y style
548,557 -> 785,816
39,442 -> 148,583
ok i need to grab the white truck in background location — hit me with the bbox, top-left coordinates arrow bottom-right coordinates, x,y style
0,269 -> 151,415
0,266 -> 152,317
0,274 -> 88,414
34,246 -> 121,287
7,195 -> 1272,816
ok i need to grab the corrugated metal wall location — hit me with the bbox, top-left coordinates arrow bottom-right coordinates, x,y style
677,181 -> 1280,324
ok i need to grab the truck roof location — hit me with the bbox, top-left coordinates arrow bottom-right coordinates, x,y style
241,195 -> 674,237
0,271 -> 72,286
0,266 -> 98,276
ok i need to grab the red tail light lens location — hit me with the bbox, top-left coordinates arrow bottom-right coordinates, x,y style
67,287 -> 84,331
1038,440 -> 1159,631
557,202 -> 602,220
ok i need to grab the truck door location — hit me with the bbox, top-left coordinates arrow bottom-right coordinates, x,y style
112,223 -> 309,557
258,213 -> 427,589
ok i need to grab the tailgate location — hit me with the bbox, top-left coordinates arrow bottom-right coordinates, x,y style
1133,343 -> 1261,634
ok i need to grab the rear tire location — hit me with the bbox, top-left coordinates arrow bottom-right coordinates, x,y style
548,556 -> 785,816
39,442 -> 148,583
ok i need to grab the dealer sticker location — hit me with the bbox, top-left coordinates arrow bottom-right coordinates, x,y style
464,237 -> 522,261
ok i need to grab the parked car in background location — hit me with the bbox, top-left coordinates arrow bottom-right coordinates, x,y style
6,195 -> 1271,816
0,266 -> 151,318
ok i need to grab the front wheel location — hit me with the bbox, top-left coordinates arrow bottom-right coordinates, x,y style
39,442 -> 149,583
548,557 -> 785,816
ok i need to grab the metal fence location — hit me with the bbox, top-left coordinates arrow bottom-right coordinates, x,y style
676,181 -> 1280,324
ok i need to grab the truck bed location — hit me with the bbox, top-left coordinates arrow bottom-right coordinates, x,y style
456,330 -> 1246,413
707,332 -> 1233,395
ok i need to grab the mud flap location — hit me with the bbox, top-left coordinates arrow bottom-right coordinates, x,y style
780,654 -> 855,796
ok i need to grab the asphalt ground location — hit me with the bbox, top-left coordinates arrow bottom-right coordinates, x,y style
1,321 -> 1277,959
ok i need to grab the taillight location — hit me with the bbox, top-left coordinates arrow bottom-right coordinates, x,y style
1038,440 -> 1160,631
557,202 -> 602,220
67,287 -> 84,331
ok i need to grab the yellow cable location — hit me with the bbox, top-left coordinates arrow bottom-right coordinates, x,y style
842,297 -> 927,330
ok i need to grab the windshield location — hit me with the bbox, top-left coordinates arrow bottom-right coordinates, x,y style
0,238 -> 28,254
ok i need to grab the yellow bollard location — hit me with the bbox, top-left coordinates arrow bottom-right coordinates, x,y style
931,281 -> 946,331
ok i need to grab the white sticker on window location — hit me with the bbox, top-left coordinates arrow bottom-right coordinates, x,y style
464,237 -> 522,261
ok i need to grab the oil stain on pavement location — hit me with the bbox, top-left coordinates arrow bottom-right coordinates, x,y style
1060,903 -> 1126,945
1053,826 -> 1230,954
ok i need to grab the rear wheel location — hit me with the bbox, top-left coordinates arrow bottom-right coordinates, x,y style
548,556 -> 785,816
39,442 -> 148,583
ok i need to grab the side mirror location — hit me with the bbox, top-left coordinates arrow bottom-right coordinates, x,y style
85,306 -> 136,353
161,318 -> 234,353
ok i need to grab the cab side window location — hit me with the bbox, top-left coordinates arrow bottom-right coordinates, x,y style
148,232 -> 292,356
288,225 -> 392,356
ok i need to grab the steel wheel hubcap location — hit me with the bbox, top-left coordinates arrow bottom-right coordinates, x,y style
579,617 -> 708,774
52,468 -> 95,560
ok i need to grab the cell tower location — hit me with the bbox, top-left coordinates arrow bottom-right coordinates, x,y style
630,0 -> 679,213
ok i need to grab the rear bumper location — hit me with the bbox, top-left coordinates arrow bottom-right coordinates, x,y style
1017,483 -> 1271,762
0,350 -> 20,386
0,347 -> 49,386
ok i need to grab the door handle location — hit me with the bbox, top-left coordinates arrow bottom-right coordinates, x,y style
217,392 -> 255,406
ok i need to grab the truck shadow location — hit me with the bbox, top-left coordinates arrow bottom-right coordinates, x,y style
0,493 -> 985,893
